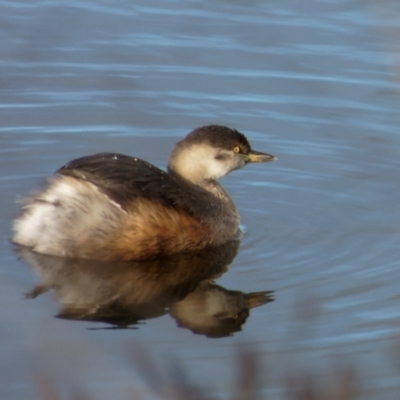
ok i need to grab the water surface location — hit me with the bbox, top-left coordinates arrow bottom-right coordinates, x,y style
1,0 -> 400,399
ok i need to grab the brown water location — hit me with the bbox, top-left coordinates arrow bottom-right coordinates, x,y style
2,0 -> 400,399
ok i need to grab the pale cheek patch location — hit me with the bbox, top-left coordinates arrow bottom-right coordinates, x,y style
171,145 -> 237,181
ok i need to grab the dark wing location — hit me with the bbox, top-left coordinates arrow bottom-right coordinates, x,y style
56,153 -> 185,210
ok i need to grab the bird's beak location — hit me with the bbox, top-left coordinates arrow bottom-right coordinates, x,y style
246,150 -> 277,163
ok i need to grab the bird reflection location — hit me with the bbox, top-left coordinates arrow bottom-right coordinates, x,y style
15,240 -> 274,337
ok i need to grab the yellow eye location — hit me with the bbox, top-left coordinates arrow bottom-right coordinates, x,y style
233,146 -> 240,153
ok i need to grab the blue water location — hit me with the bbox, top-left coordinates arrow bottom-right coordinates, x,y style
2,0 -> 400,399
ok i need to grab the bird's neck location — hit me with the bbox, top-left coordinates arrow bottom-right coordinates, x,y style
168,168 -> 224,197
167,168 -> 240,239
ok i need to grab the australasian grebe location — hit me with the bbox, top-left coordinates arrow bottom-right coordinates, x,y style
12,125 -> 276,261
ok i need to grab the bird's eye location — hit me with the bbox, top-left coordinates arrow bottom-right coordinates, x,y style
233,146 -> 240,153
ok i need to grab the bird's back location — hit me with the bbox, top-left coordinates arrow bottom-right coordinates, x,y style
13,153 -> 240,260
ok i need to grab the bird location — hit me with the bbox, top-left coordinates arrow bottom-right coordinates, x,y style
12,125 -> 276,261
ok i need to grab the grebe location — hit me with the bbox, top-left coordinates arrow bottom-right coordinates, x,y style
12,125 -> 276,261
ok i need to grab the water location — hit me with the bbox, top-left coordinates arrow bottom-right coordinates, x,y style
2,0 -> 400,398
